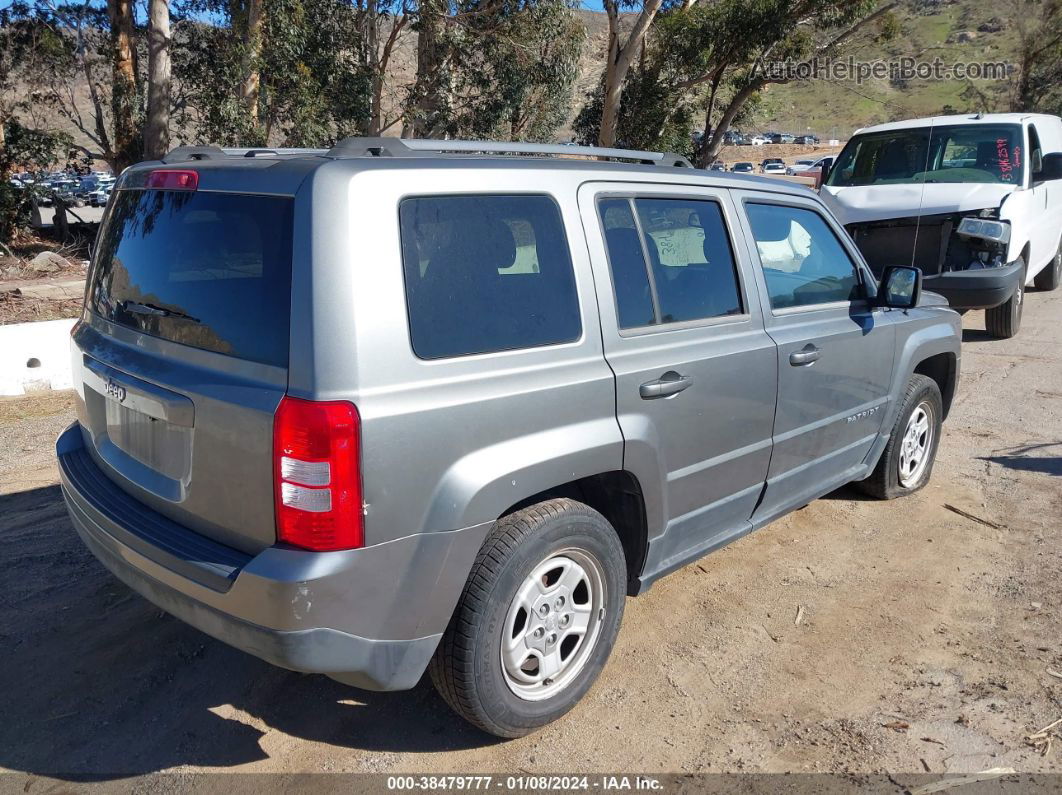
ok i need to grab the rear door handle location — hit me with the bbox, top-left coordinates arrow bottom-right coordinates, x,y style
789,345 -> 821,366
639,372 -> 693,399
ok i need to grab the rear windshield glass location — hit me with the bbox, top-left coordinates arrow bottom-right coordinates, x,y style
90,189 -> 293,367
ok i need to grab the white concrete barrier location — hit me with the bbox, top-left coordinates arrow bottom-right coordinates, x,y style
0,318 -> 77,396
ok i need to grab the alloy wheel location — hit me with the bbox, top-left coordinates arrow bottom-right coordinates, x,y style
500,549 -> 606,701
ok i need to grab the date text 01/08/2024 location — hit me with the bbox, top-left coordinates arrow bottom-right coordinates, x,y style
385,776 -> 664,791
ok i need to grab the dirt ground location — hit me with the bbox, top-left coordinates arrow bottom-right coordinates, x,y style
0,289 -> 1059,782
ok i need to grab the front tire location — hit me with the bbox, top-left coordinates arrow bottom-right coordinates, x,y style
985,257 -> 1026,339
430,499 -> 626,738
856,374 -> 943,500
1033,244 -> 1061,291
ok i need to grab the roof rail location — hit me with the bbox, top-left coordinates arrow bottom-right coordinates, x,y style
325,137 -> 693,168
325,137 -> 427,158
160,145 -> 328,163
160,138 -> 694,168
223,147 -> 329,158
161,145 -> 228,163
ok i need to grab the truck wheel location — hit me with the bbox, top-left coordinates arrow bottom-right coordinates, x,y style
1034,245 -> 1061,291
984,258 -> 1025,339
429,499 -> 626,738
856,374 -> 943,500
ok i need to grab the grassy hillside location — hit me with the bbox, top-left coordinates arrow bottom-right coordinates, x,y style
755,0 -> 1022,138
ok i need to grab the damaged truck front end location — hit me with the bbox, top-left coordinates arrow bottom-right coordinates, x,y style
845,205 -> 1024,311
819,118 -> 1035,337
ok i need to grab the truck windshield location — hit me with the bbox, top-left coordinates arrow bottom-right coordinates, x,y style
827,123 -> 1024,187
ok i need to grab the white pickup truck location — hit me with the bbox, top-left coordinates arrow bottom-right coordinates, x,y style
820,113 -> 1062,338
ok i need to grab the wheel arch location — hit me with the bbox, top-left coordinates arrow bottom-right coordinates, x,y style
501,471 -> 650,596
861,321 -> 960,475
913,351 -> 958,420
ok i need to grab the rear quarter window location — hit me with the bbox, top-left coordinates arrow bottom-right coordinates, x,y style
399,195 -> 582,359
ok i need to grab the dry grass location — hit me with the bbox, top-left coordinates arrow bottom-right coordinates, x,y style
0,390 -> 76,426
0,291 -> 82,324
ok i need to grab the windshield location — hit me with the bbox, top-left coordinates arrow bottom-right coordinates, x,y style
90,189 -> 294,367
827,123 -> 1024,187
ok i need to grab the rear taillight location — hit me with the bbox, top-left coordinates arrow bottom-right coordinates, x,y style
273,396 -> 363,551
145,169 -> 198,190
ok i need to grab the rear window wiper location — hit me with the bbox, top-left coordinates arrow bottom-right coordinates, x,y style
121,300 -> 201,323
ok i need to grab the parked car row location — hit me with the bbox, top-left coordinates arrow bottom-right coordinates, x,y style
694,130 -> 824,147
761,132 -> 820,145
10,169 -> 114,208
700,156 -> 833,186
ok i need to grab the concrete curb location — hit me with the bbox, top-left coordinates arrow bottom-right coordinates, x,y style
0,317 -> 77,396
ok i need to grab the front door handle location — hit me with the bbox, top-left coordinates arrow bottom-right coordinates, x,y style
789,344 -> 821,366
639,372 -> 693,399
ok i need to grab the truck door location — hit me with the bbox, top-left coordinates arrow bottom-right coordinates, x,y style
1027,124 -> 1062,275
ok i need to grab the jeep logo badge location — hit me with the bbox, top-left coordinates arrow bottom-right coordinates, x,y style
104,380 -> 127,403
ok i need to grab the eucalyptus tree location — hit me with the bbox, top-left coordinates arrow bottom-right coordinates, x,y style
174,0 -> 371,146
578,0 -> 899,164
144,0 -> 172,159
1011,0 -> 1062,115
404,0 -> 584,142
598,0 -> 665,147
449,0 -> 584,141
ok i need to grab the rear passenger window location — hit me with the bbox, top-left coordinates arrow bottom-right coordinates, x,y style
598,197 -> 743,329
400,195 -> 581,359
745,203 -> 863,310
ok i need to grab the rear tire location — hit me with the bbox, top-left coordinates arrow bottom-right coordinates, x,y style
856,374 -> 943,500
1033,244 -> 1061,291
429,499 -> 626,738
985,257 -> 1026,339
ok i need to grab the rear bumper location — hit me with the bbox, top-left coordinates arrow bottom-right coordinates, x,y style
57,423 -> 491,691
922,260 -> 1024,310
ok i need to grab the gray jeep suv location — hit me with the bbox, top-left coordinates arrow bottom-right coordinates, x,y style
58,138 -> 961,738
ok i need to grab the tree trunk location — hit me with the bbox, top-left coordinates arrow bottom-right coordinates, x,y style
0,119 -> 10,243
597,0 -> 662,148
694,72 -> 724,168
54,200 -> 70,243
239,0 -> 264,131
108,0 -> 140,171
144,0 -> 171,160
701,81 -> 762,164
0,118 -> 7,181
364,1 -> 383,135
406,0 -> 447,138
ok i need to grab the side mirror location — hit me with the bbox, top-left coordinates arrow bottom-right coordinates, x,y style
819,159 -> 832,182
878,265 -> 921,309
1039,152 -> 1062,181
